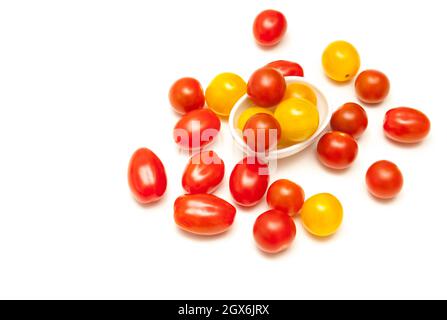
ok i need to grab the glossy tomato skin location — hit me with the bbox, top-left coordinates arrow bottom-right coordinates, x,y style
247,68 -> 286,108
174,194 -> 236,236
243,113 -> 281,152
383,107 -> 430,143
229,157 -> 269,207
253,210 -> 296,254
355,70 -> 390,104
253,10 -> 287,47
173,109 -> 221,150
317,131 -> 359,170
169,77 -> 205,114
267,179 -> 305,216
366,160 -> 403,199
330,102 -> 368,139
128,148 -> 167,204
265,60 -> 304,77
182,151 -> 225,194
322,41 -> 360,82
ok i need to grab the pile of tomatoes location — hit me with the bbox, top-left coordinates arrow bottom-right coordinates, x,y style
127,9 -> 431,254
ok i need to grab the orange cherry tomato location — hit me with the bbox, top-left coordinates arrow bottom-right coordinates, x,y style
253,210 -> 296,254
169,77 -> 205,114
267,179 -> 305,216
265,60 -> 304,77
355,70 -> 390,104
174,194 -> 236,236
247,68 -> 286,108
253,10 -> 287,47
128,148 -> 167,204
366,160 -> 403,199
317,131 -> 358,170
330,102 -> 368,139
243,113 -> 281,152
383,107 -> 430,143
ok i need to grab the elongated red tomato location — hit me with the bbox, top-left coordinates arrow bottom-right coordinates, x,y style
182,150 -> 225,194
265,60 -> 304,77
383,107 -> 430,143
253,10 -> 287,47
229,157 -> 269,206
253,210 -> 296,254
128,148 -> 167,204
174,194 -> 236,236
173,109 -> 221,150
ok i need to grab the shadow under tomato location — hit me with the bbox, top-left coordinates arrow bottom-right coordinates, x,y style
366,191 -> 399,205
384,135 -> 427,149
256,244 -> 296,259
130,191 -> 171,209
175,226 -> 234,242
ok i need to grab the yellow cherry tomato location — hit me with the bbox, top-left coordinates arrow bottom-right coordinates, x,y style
283,83 -> 317,105
301,193 -> 343,237
322,40 -> 360,82
237,107 -> 274,131
205,73 -> 247,117
274,98 -> 319,143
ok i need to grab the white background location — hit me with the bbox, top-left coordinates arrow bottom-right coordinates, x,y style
1,0 -> 446,300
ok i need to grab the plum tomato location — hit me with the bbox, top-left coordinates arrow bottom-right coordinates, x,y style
274,98 -> 319,144
247,68 -> 286,108
253,10 -> 287,47
355,70 -> 390,104
301,193 -> 343,237
229,157 -> 269,207
267,179 -> 305,216
366,160 -> 403,199
383,107 -> 430,143
330,102 -> 368,139
237,107 -> 274,131
243,113 -> 281,152
322,41 -> 360,82
265,60 -> 304,77
283,82 -> 317,105
205,73 -> 247,117
169,77 -> 205,114
317,131 -> 358,170
253,210 -> 296,254
128,148 -> 167,204
173,109 -> 221,150
174,194 -> 236,236
182,150 -> 225,194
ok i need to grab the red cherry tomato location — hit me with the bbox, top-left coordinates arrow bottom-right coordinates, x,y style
247,68 -> 286,108
383,107 -> 431,144
355,70 -> 390,104
253,210 -> 296,254
366,160 -> 403,199
330,102 -> 368,139
243,113 -> 281,152
317,131 -> 359,170
173,109 -> 221,150
128,148 -> 167,204
229,157 -> 269,207
265,60 -> 304,77
267,179 -> 305,216
253,10 -> 287,47
169,77 -> 205,114
182,150 -> 225,194
174,194 -> 236,236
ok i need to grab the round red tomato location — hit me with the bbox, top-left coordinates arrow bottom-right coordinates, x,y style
173,109 -> 221,150
243,113 -> 281,152
169,77 -> 205,114
174,194 -> 236,236
247,68 -> 286,107
355,70 -> 390,104
383,107 -> 430,143
128,148 -> 167,204
330,102 -> 368,139
253,10 -> 287,47
265,60 -> 304,77
182,150 -> 225,194
366,160 -> 403,199
253,210 -> 296,254
267,179 -> 305,216
317,131 -> 359,170
229,157 -> 269,207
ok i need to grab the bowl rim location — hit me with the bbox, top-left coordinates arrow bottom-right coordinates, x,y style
228,76 -> 332,160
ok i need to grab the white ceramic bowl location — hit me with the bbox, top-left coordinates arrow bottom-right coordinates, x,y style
229,77 -> 331,160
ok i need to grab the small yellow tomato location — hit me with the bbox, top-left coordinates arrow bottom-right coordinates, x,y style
237,107 -> 274,131
274,98 -> 319,143
322,40 -> 360,82
301,193 -> 343,237
205,73 -> 247,117
283,83 -> 317,105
